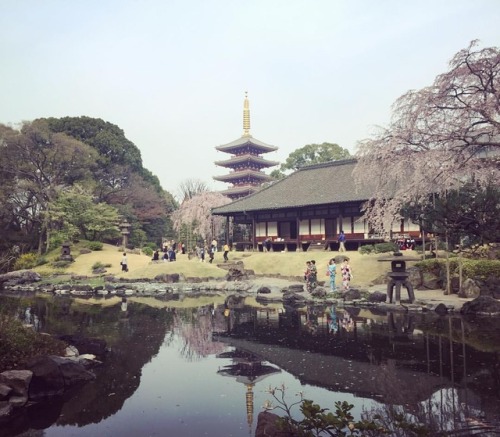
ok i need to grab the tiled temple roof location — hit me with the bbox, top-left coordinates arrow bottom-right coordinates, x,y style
212,159 -> 370,215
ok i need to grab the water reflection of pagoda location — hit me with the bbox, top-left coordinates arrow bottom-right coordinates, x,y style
213,93 -> 279,200
217,349 -> 280,434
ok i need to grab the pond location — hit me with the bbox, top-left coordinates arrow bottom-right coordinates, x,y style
1,292 -> 500,436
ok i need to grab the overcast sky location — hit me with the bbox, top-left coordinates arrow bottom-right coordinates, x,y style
1,0 -> 499,197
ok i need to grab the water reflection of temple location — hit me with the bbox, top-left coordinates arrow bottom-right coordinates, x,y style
214,298 -> 500,431
216,349 -> 280,434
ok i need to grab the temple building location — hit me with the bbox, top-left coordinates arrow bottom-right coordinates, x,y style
213,93 -> 279,199
212,159 -> 423,251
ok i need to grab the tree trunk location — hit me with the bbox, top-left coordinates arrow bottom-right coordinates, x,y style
444,230 -> 451,295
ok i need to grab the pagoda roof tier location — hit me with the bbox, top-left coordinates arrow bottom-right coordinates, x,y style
219,185 -> 260,198
213,169 -> 274,183
214,154 -> 279,168
216,135 -> 278,154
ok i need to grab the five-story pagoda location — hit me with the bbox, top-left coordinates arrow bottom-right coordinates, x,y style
214,93 -> 278,199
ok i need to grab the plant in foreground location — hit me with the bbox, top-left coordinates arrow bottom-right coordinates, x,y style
263,385 -> 433,436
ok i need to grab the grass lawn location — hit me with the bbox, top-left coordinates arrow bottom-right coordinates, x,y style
34,243 -> 422,287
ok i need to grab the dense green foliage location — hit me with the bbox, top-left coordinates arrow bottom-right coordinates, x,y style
0,117 -> 177,271
359,242 -> 398,255
86,241 -> 104,251
403,182 -> 500,248
271,142 -> 351,179
13,253 -> 39,270
416,258 -> 500,279
142,247 -> 154,257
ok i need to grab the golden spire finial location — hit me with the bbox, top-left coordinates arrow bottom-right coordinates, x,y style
243,91 -> 251,137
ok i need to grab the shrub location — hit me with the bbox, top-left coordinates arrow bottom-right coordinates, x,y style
462,259 -> 500,279
86,241 -> 103,251
359,245 -> 374,254
13,253 -> 39,270
373,242 -> 398,253
142,247 -> 154,257
48,233 -> 66,251
92,261 -> 112,270
416,258 -> 500,280
51,260 -> 72,269
0,316 -> 67,371
264,385 -> 427,436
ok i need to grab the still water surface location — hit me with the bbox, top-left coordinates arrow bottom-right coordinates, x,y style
1,293 -> 500,436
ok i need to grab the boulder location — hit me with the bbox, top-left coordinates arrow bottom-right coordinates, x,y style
225,267 -> 248,282
282,292 -> 306,304
0,371 -> 32,400
343,289 -> 362,300
434,303 -> 448,315
481,276 -> 500,298
57,335 -> 107,356
27,356 -> 95,401
421,274 -> 442,290
287,284 -> 305,293
0,402 -> 14,422
368,291 -> 386,303
0,270 -> 41,289
311,287 -> 327,298
461,296 -> 500,316
255,411 -> 293,437
26,356 -> 65,400
0,370 -> 33,408
334,255 -> 349,264
154,273 -> 180,283
449,276 -> 460,294
0,383 -> 12,400
458,278 -> 481,299
50,356 -> 95,386
407,267 -> 422,288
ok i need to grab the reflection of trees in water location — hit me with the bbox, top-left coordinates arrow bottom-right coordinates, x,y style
362,386 -> 495,436
55,303 -> 172,426
171,306 -> 226,361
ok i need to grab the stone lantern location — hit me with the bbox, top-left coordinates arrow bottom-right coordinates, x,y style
120,220 -> 131,248
378,251 -> 419,304
60,241 -> 74,262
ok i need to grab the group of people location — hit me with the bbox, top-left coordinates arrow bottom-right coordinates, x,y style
195,241 -> 230,263
396,236 -> 416,251
305,257 -> 352,293
151,246 -> 177,262
326,258 -> 352,292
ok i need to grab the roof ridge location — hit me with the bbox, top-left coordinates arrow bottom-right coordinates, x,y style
297,158 -> 358,171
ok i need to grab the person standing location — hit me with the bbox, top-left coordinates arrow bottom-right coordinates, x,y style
338,230 -> 346,252
328,258 -> 337,291
208,246 -> 215,263
304,260 -> 311,278
211,239 -> 218,252
265,238 -> 272,252
121,252 -> 128,272
223,243 -> 230,262
307,260 -> 318,293
341,258 -> 352,292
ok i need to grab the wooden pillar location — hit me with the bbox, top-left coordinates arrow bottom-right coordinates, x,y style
296,216 -> 301,251
225,216 -> 230,244
252,216 -> 256,251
